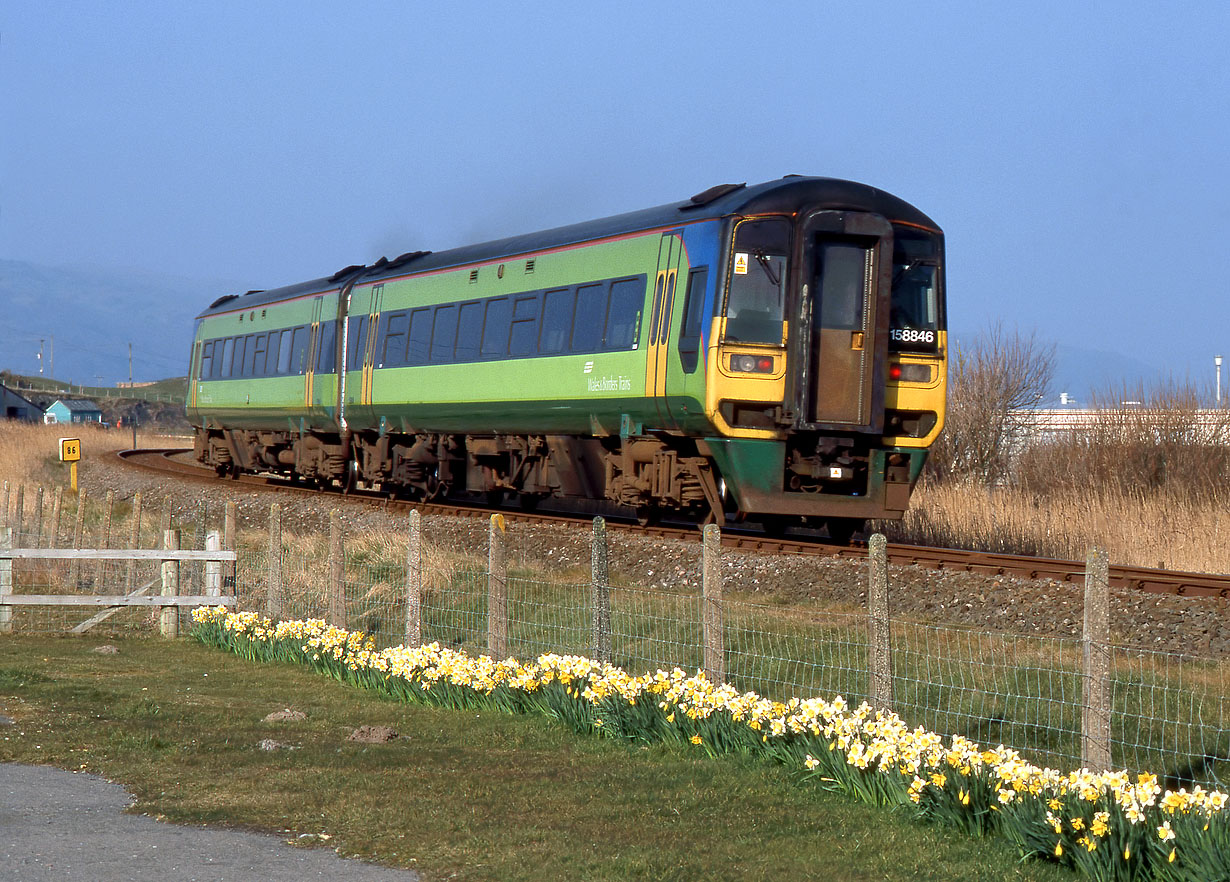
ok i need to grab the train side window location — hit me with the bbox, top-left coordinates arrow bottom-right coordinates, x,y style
290,326 -> 310,374
605,278 -> 644,350
571,283 -> 607,352
265,330 -> 281,376
456,301 -> 483,361
407,308 -> 431,364
539,288 -> 573,354
381,311 -> 409,367
509,294 -> 540,357
430,305 -> 458,362
678,266 -> 709,373
251,334 -> 267,377
220,338 -> 234,378
234,336 -> 249,377
277,329 -> 294,375
481,297 -> 512,358
347,315 -> 368,369
316,320 -> 338,373
200,341 -> 213,379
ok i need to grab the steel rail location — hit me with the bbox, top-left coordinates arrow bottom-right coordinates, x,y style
116,448 -> 1230,600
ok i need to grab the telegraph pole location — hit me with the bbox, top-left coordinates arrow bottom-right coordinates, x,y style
37,339 -> 44,375
1217,355 -> 1223,407
129,343 -> 137,449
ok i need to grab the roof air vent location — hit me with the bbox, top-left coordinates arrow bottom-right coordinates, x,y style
388,250 -> 431,268
329,264 -> 366,282
525,259 -> 536,273
680,182 -> 746,210
469,269 -> 480,283
208,294 -> 239,309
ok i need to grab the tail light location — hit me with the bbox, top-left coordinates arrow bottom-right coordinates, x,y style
730,355 -> 775,374
888,362 -> 932,383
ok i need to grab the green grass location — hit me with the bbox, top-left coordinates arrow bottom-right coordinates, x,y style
0,634 -> 1070,882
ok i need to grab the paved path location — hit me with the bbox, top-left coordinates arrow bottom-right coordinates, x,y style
0,764 -> 419,881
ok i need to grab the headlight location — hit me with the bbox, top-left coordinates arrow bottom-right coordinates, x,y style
730,354 -> 775,374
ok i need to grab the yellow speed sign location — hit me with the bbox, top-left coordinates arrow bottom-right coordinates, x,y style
59,437 -> 82,462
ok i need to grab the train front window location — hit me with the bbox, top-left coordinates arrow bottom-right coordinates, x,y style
724,218 -> 790,344
889,228 -> 942,352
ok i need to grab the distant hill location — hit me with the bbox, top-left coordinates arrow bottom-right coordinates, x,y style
0,259 -> 235,386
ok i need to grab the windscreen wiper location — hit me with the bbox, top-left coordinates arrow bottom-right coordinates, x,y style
753,250 -> 781,287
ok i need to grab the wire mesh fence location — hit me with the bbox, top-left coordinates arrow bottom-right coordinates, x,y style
2,483 -> 1226,790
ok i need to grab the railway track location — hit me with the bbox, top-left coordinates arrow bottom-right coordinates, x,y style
118,448 -> 1230,601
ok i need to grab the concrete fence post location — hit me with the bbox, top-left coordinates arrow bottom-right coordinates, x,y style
591,517 -> 612,664
867,533 -> 895,712
1082,546 -> 1113,773
1,481 -> 8,529
206,530 -> 223,598
327,510 -> 345,628
404,509 -> 422,647
223,501 -> 237,595
160,529 -> 180,638
266,503 -> 282,618
488,513 -> 508,659
0,527 -> 12,634
701,523 -> 724,684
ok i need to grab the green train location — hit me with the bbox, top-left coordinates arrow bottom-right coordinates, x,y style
187,176 -> 946,538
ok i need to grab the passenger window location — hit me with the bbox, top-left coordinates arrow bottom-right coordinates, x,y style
252,335 -> 268,377
290,326 -> 310,374
200,342 -> 213,379
481,298 -> 512,357
382,312 -> 409,367
605,278 -> 644,350
539,288 -> 573,354
316,321 -> 338,373
456,302 -> 483,361
221,338 -> 235,378
678,267 -> 709,373
430,305 -> 458,362
347,316 -> 368,369
266,330 -> 281,376
277,329 -> 293,375
407,308 -> 431,364
509,294 -> 540,357
571,284 -> 606,352
234,336 -> 249,377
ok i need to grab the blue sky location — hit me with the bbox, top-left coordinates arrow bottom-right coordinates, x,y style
2,1 -> 1229,387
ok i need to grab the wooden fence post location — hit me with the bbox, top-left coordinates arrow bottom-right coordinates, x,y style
125,492 -> 142,592
701,523 -> 724,684
97,489 -> 115,588
69,489 -> 86,587
404,509 -> 422,646
160,529 -> 180,638
13,485 -> 23,543
266,503 -> 282,619
488,513 -> 508,659
0,527 -> 12,634
867,533 -> 895,712
32,487 -> 44,548
49,487 -> 63,550
1082,546 -> 1113,772
591,517 -> 612,664
327,510 -> 345,628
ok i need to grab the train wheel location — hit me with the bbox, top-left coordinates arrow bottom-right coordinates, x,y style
826,517 -> 864,545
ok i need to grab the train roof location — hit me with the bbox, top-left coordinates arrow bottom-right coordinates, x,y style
197,176 -> 940,318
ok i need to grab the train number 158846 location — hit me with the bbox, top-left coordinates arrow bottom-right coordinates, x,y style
889,328 -> 936,344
